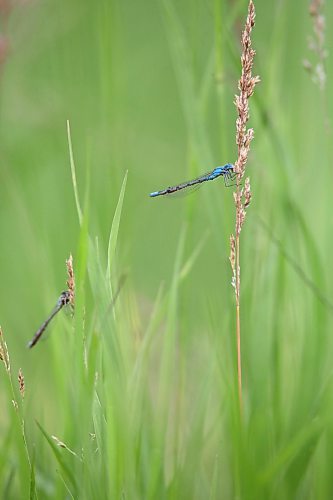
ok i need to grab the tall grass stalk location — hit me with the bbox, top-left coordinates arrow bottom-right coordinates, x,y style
303,0 -> 327,92
303,0 -> 330,134
0,327 -> 34,496
230,0 -> 260,412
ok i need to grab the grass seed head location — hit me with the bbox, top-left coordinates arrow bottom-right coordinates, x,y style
244,177 -> 252,208
66,254 -> 75,307
18,368 -> 25,399
229,234 -> 236,272
234,0 -> 259,180
0,326 -> 10,373
306,0 -> 327,90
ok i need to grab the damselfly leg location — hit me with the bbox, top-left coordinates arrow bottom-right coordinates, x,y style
223,170 -> 238,187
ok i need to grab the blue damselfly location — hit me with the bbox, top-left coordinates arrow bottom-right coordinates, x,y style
149,163 -> 235,198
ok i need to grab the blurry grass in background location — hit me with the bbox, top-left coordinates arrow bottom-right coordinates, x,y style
0,0 -> 333,498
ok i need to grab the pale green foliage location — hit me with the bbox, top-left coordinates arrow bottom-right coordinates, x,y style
0,0 -> 332,498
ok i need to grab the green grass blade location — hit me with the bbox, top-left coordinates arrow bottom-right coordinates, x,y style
3,467 -> 15,499
106,170 -> 128,286
29,447 -> 36,500
67,119 -> 83,225
260,417 -> 323,484
35,421 -> 77,495
179,230 -> 209,281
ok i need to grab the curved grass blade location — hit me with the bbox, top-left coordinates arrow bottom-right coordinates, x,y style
257,216 -> 333,314
106,170 -> 128,286
67,120 -> 83,226
35,421 -> 77,495
3,467 -> 15,500
179,231 -> 209,281
259,416 -> 323,485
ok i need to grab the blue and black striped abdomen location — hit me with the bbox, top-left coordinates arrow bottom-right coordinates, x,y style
149,163 -> 234,198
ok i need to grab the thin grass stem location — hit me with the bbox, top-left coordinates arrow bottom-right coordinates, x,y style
230,0 -> 259,413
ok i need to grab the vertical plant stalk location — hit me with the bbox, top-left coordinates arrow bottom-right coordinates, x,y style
303,0 -> 330,132
303,0 -> 327,92
0,326 -> 34,490
229,0 -> 259,411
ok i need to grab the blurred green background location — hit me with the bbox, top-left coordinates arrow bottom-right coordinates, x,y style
1,0 -> 333,498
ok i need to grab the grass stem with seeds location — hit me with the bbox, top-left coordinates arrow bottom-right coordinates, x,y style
230,0 -> 260,413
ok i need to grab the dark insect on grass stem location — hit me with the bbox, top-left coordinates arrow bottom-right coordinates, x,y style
28,291 -> 71,349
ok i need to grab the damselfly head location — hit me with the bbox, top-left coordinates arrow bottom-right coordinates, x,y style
58,291 -> 71,307
219,163 -> 234,173
212,163 -> 234,176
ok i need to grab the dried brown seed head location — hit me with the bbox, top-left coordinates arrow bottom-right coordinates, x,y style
18,368 -> 25,399
66,254 -> 75,307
